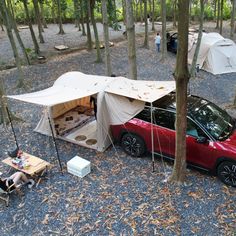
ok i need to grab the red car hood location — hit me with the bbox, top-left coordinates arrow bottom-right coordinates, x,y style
225,129 -> 236,146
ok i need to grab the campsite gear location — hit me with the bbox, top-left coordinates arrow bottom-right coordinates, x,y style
6,71 -> 176,172
67,156 -> 91,178
7,147 -> 19,158
2,152 -> 50,177
188,32 -> 236,75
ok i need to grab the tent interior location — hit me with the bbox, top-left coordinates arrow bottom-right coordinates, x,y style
46,96 -> 98,150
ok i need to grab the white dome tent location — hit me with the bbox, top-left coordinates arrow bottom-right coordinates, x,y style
188,32 -> 236,75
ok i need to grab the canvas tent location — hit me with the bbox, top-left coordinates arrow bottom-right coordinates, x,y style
7,71 -> 175,152
188,32 -> 236,75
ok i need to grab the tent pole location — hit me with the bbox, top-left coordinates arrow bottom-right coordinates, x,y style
47,115 -> 63,172
151,102 -> 155,172
5,106 -> 19,149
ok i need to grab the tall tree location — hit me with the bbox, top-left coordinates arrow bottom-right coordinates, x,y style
190,0 -> 204,78
22,0 -> 40,55
126,0 -> 137,80
219,0 -> 224,34
85,0 -> 92,50
39,0 -> 48,28
102,0 -> 112,76
169,0 -> 190,183
33,0 -> 45,42
216,0 -> 220,29
140,0 -> 143,22
173,0 -> 177,28
79,0 -> 86,36
56,0 -> 65,34
73,0 -> 80,29
230,0 -> 236,39
90,0 -> 102,62
151,0 -> 155,31
143,0 -> 149,48
0,12 -> 4,31
122,0 -> 126,25
0,0 -> 25,87
161,0 -> 167,61
7,0 -> 30,65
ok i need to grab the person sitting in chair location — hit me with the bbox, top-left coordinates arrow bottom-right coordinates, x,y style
0,171 -> 35,192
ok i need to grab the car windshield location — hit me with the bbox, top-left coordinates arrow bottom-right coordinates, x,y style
191,101 -> 234,140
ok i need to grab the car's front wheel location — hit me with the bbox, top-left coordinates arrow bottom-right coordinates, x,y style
217,161 -> 236,187
121,133 -> 146,157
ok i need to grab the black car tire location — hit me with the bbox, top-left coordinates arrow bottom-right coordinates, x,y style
217,161 -> 236,187
121,133 -> 146,157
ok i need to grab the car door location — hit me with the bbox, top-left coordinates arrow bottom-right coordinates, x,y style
152,109 -> 176,157
186,118 -> 216,169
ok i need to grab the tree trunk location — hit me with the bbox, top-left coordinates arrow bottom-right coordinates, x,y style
143,0 -> 149,48
216,0 -> 220,29
73,0 -> 80,29
161,0 -> 167,61
90,0 -> 102,62
234,92 -> 236,105
173,0 -> 177,28
126,0 -> 137,80
169,0 -> 190,184
151,0 -> 155,31
219,0 -> 224,34
122,0 -> 126,25
6,0 -> 30,65
230,0 -> 236,39
33,0 -> 45,43
0,0 -> 25,88
85,0 -> 92,50
80,0 -> 86,36
214,0 -> 217,22
51,0 -> 57,24
56,0 -> 65,34
102,0 -> 112,76
140,0 -> 143,23
134,0 -> 138,22
23,0 -> 40,55
0,11 -> 4,31
190,0 -> 204,78
40,0 -> 48,28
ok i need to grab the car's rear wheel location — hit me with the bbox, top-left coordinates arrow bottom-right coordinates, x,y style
121,133 -> 146,157
217,161 -> 236,187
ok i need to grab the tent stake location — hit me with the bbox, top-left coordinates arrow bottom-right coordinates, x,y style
151,103 -> 155,172
5,106 -> 19,149
47,116 -> 63,172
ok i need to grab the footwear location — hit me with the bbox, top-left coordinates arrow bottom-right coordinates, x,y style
27,179 -> 35,189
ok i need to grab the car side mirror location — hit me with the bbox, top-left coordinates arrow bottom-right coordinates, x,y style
196,136 -> 209,144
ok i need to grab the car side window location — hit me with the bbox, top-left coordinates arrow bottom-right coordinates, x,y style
154,109 -> 176,130
135,107 -> 151,123
187,119 -> 208,139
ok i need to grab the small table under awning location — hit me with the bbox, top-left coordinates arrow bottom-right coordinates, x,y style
2,152 -> 50,176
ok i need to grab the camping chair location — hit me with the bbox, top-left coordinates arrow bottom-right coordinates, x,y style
0,182 -> 22,207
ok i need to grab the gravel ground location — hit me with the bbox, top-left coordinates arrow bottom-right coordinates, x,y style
0,22 -> 236,235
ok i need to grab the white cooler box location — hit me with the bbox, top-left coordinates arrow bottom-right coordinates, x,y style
67,156 -> 91,178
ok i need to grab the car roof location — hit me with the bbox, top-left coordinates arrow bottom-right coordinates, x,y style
151,93 -> 205,114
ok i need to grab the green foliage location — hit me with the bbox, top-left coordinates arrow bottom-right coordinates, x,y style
9,0 -> 236,24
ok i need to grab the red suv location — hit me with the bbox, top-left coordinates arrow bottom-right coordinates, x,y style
111,93 -> 236,187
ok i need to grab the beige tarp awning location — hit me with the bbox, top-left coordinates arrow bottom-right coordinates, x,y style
105,78 -> 176,103
7,71 -> 116,106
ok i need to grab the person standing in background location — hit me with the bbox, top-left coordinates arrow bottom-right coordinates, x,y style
155,32 -> 161,52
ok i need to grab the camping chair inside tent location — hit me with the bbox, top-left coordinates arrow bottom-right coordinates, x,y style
0,182 -> 22,207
